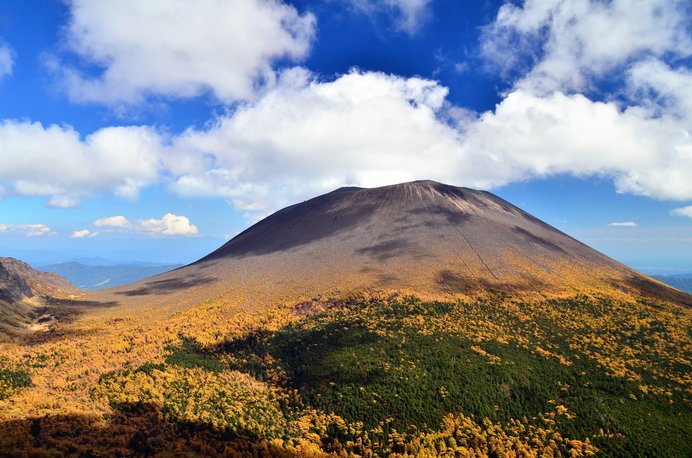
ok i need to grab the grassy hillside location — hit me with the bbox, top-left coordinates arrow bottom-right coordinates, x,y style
1,294 -> 689,456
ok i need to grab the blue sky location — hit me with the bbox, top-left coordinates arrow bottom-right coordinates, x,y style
0,0 -> 690,273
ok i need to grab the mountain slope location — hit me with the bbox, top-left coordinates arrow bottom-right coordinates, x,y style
0,258 -> 77,337
111,180 -> 690,309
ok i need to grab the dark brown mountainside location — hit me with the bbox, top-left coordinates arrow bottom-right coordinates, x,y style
0,257 -> 77,337
111,180 -> 691,309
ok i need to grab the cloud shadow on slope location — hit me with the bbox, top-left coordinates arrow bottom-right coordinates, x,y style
115,275 -> 216,297
511,226 -> 568,254
18,297 -> 120,344
405,206 -> 472,227
435,269 -> 550,296
356,239 -> 416,261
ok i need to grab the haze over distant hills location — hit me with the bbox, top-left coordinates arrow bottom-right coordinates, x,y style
653,273 -> 692,294
40,262 -> 182,290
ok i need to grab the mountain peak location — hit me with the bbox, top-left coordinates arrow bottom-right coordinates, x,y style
112,181 -> 691,307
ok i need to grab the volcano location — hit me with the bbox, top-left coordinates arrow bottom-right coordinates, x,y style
3,181 -> 691,457
112,180 -> 690,308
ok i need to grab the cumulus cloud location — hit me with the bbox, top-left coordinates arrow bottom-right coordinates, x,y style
2,0 -> 689,216
55,0 -> 315,104
608,222 -> 638,227
481,0 -> 691,94
139,213 -> 198,237
94,215 -> 130,228
58,2 -> 668,213
91,213 -> 197,237
0,121 -> 165,204
352,0 -> 431,33
0,41 -> 14,79
671,206 -> 692,218
166,68 -> 692,210
461,89 -> 692,200
2,68 -> 690,212
627,59 -> 692,120
25,224 -> 53,237
477,2 -> 691,203
71,229 -> 97,238
460,0 -> 692,201
169,69 -> 470,209
0,223 -> 54,237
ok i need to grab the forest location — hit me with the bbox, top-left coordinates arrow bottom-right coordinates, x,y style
0,293 -> 689,456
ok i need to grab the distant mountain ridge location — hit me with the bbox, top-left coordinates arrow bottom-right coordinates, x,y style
41,262 -> 182,290
653,273 -> 692,294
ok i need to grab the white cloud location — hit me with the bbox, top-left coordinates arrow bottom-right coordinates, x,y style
138,213 -> 198,237
2,69 -> 689,213
627,59 -> 692,120
91,213 -> 197,237
94,215 -> 131,228
48,195 -> 79,208
170,69 -> 468,209
0,223 -> 54,237
25,224 -> 53,237
608,221 -> 638,227
0,41 -> 14,79
1,1 -> 689,216
0,121 -> 164,204
447,0 -> 692,202
671,206 -> 692,218
461,89 -> 692,200
71,229 -> 97,238
481,0 -> 691,94
167,69 -> 692,211
55,0 -> 316,104
352,0 -> 431,33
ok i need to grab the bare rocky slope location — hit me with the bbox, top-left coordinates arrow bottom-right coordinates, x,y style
0,257 -> 77,337
108,180 -> 691,310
